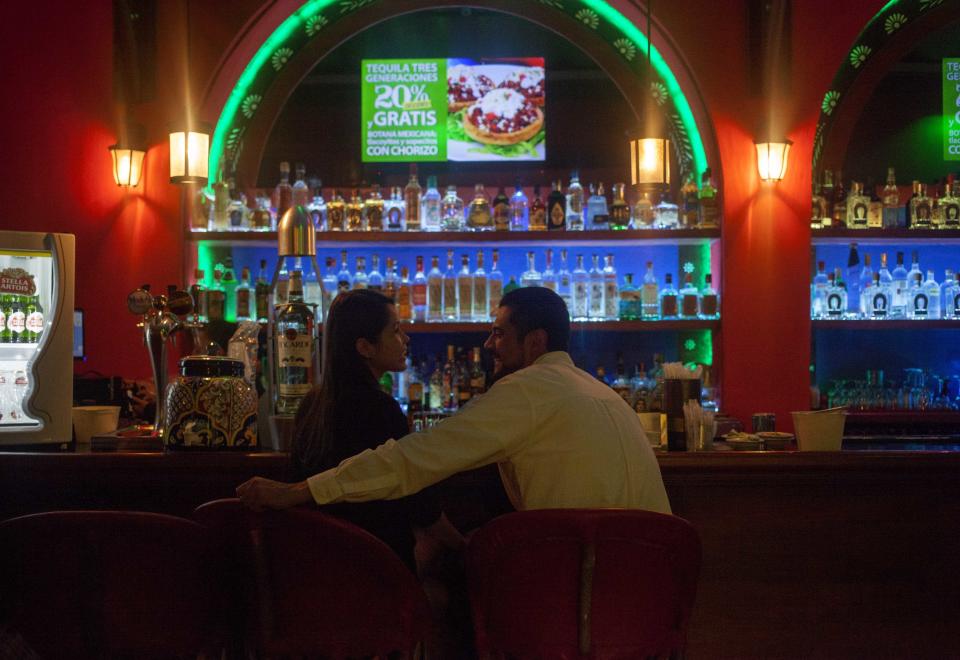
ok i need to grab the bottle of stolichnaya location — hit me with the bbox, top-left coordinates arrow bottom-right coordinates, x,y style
547,180 -> 566,231
275,269 -> 315,415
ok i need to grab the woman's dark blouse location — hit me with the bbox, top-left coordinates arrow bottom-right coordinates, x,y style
292,385 -> 442,571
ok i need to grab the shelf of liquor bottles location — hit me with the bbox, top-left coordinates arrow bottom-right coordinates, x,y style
811,228 -> 960,245
811,319 -> 960,330
315,319 -> 720,334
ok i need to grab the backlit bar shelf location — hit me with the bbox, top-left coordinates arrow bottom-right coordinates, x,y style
811,228 -> 960,245
189,228 -> 720,247
317,320 -> 720,333
812,319 -> 960,329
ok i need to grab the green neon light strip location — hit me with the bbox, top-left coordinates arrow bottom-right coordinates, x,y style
209,0 -> 709,187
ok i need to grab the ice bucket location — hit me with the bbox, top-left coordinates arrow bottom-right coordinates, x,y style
791,408 -> 846,451
163,356 -> 257,449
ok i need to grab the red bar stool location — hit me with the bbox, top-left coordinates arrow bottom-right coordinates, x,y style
0,510 -> 221,659
466,509 -> 702,659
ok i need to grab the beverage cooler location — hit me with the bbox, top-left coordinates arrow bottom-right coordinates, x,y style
0,230 -> 75,447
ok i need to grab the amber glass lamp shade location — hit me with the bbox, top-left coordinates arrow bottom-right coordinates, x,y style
630,137 -> 671,186
169,124 -> 210,184
755,140 -> 792,182
108,145 -> 145,187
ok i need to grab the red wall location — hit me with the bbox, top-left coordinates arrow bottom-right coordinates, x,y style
0,1 -> 886,426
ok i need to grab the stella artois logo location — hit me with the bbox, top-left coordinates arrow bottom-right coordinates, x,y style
0,268 -> 36,296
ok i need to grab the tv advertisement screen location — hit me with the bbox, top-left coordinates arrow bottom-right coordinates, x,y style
361,57 -> 545,163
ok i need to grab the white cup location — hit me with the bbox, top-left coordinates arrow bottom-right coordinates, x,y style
72,406 -> 121,444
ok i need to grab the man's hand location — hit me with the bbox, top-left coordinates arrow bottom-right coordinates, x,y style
236,477 -> 312,511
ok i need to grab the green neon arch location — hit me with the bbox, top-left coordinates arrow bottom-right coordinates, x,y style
208,0 -> 709,189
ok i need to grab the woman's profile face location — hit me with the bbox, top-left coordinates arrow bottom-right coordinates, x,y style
365,304 -> 409,377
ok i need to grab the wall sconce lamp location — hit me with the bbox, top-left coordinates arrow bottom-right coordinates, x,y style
108,144 -> 146,187
168,121 -> 211,185
630,136 -> 671,186
755,139 -> 792,182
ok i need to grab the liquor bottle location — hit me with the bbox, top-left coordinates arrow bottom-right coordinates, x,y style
275,269 -> 316,415
488,249 -> 503,318
407,356 -> 424,421
868,272 -> 892,318
846,243 -> 861,316
492,186 -> 510,231
383,257 -> 398,302
510,181 -> 529,231
557,249 -> 572,314
353,256 -> 368,290
367,254 -> 384,292
679,273 -> 699,319
256,260 -> 270,323
472,251 -> 488,321
364,184 -> 384,231
824,269 -> 846,318
631,362 -> 650,412
521,251 -> 542,288
227,177 -> 249,229
566,171 -> 585,230
700,274 -> 719,319
547,180 -> 566,231
457,349 -> 472,409
942,175 -> 960,227
24,295 -> 43,344
467,183 -> 493,231
469,347 -> 486,397
658,273 -> 679,319
609,183 -> 631,230
698,168 -> 719,228
943,269 -> 960,318
845,181 -> 869,228
235,267 -> 253,322
931,180 -> 945,228
190,269 -> 208,323
633,191 -> 654,229
602,254 -> 619,320
211,174 -> 231,230
397,266 -> 413,322
428,356 -> 443,411
276,258 -> 290,305
292,163 -> 310,207
571,254 -> 589,321
542,249 -> 558,292
307,178 -> 326,230
421,176 -> 442,232
220,259 -> 238,321
529,185 -> 547,231
385,186 -> 405,231
641,261 -> 659,320
442,250 -> 458,320
251,195 -> 274,231
426,255 -> 442,322
409,257 -> 425,322
442,344 -> 457,412
405,165 -> 422,231
611,353 -> 632,403
681,173 -> 700,228
832,174 -> 847,227
299,258 -> 322,317
588,254 -> 604,320
910,182 -> 932,229
274,161 -> 293,220
457,254 -> 473,321
866,178 -> 883,228
207,268 -> 226,323
810,260 -> 829,319
857,254 -> 874,318
322,257 -> 337,312
586,182 -> 609,229
811,182 -> 827,229
907,251 -> 922,292
910,271 -> 940,319
327,189 -> 345,231
654,191 -> 679,229
891,251 -> 909,318
619,273 -> 639,321
441,185 -> 464,231
336,250 -> 352,294
882,167 -> 900,229
820,170 -> 835,228
346,190 -> 364,231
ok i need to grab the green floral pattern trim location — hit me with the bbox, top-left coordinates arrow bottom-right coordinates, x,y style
849,44 -> 871,68
240,94 -> 261,119
305,14 -> 328,36
821,90 -> 839,115
271,47 -> 294,71
613,37 -> 636,61
884,12 -> 907,33
575,8 -> 599,28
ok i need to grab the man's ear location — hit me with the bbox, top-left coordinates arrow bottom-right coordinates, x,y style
355,337 -> 376,359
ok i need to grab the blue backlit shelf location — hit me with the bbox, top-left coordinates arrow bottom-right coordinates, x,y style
812,319 -> 960,330
811,228 -> 960,245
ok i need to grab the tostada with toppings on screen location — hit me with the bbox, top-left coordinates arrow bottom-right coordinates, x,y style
462,88 -> 544,146
447,64 -> 495,112
498,65 -> 544,106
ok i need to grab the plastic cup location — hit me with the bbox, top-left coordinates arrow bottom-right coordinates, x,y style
72,406 -> 121,444
791,409 -> 846,451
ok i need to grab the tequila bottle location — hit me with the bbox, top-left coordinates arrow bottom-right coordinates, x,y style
868,271 -> 893,318
322,257 -> 337,311
232,266 -> 252,322
910,271 -> 940,320
292,163 -> 310,207
422,176 -> 442,232
641,261 -> 659,320
346,190 -> 364,231
891,251 -> 909,318
698,168 -> 720,228
542,249 -> 558,291
679,274 -> 699,319
588,254 -> 604,320
256,259 -> 271,322
385,186 -> 405,231
571,254 -> 589,321
367,254 -> 384,292
473,251 -> 488,321
426,255 -> 442,322
602,254 -> 619,320
633,191 -> 655,229
467,184 -> 493,231
846,243 -> 861,315
521,251 -> 542,288
327,189 -> 346,231
442,250 -> 458,320
412,258 -> 428,322
547,180 -> 566,231
910,181 -> 932,229
307,179 -> 326,230
682,173 -> 700,228
353,257 -> 368,290
529,185 -> 547,231
364,184 -> 385,231
653,191 -> 679,229
510,182 -> 529,231
275,269 -> 316,415
566,171 -> 585,230
943,270 -> 960,318
942,175 -> 960,227
824,270 -> 846,318
405,165 -> 422,231
492,186 -> 510,231
658,274 -> 679,319
845,181 -> 869,228
609,183 -> 631,230
336,250 -> 352,294
586,182 -> 609,230
700,274 -> 719,319
457,254 -> 473,321
441,185 -> 464,231
383,257 -> 398,302
619,273 -> 639,321
882,167 -> 900,229
811,260 -> 828,319
557,249 -> 572,314
857,253 -> 874,318
274,161 -> 293,220
488,249 -> 504,318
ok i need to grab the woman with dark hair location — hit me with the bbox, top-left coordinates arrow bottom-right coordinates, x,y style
290,288 -> 463,572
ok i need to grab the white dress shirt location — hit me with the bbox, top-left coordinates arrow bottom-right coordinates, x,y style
307,351 -> 671,514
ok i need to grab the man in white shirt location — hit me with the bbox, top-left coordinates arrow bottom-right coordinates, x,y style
238,287 -> 670,515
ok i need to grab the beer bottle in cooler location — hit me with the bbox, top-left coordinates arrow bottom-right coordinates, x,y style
8,297 -> 26,343
0,294 -> 8,343
26,295 -> 44,343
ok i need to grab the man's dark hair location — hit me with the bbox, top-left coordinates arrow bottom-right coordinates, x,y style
499,286 -> 570,352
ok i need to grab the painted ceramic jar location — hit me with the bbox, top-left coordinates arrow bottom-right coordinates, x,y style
163,356 -> 257,449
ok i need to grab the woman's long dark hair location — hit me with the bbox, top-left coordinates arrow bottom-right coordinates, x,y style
291,289 -> 395,476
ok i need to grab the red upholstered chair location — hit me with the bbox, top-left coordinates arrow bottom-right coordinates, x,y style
466,509 -> 701,659
0,510 -> 221,660
193,498 -> 432,659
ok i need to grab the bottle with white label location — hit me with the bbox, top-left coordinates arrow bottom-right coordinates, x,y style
275,270 -> 315,415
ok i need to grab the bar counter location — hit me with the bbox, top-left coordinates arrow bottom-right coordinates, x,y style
2,448 -> 958,657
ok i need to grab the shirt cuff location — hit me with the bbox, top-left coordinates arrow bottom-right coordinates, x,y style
306,469 -> 345,505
